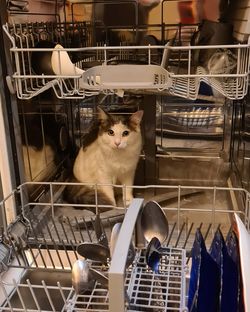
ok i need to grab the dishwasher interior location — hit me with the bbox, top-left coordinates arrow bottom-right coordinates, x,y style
0,0 -> 250,311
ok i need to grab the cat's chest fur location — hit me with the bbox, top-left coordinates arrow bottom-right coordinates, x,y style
73,135 -> 141,183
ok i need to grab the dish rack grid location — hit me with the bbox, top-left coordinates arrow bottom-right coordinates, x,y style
0,248 -> 186,312
125,248 -> 186,312
0,182 -> 249,311
3,22 -> 250,101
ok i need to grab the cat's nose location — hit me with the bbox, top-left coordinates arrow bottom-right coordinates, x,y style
115,140 -> 121,147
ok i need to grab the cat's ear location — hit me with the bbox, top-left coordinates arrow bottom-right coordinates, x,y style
97,106 -> 109,121
130,110 -> 144,126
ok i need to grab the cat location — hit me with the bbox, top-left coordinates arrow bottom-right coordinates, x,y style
64,106 -> 143,211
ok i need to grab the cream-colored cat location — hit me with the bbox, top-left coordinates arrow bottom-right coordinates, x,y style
64,107 -> 143,209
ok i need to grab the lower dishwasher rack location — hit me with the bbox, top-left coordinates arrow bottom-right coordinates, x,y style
0,183 -> 249,311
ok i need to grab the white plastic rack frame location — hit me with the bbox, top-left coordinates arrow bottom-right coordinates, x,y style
3,23 -> 250,101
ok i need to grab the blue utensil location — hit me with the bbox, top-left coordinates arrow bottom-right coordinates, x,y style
145,237 -> 162,273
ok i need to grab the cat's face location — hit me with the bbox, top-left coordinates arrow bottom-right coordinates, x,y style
97,107 -> 143,150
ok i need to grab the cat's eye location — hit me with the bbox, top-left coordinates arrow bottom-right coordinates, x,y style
122,130 -> 129,137
107,129 -> 114,136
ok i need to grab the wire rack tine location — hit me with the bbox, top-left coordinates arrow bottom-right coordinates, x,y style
42,280 -> 56,312
59,218 -> 70,244
182,222 -> 194,249
74,216 -> 85,242
42,214 -> 56,243
57,281 -> 67,305
51,237 -> 64,269
26,279 -> 41,310
60,239 -> 73,269
174,222 -> 186,248
36,239 -> 47,268
69,239 -> 78,261
42,237 -> 55,269
51,217 -> 62,243
81,216 -> 93,242
27,242 -> 38,268
66,216 -> 78,244
13,278 -> 27,311
166,222 -> 176,246
0,279 -> 13,310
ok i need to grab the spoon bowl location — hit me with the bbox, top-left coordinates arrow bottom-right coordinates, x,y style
72,259 -> 95,293
77,242 -> 110,263
145,237 -> 162,273
72,259 -> 108,294
141,201 -> 169,244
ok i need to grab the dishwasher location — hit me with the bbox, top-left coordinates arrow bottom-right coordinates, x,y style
0,0 -> 250,311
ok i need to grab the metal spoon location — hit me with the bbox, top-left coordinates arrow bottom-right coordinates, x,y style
77,242 -> 110,263
72,259 -> 95,293
145,237 -> 162,273
110,223 -> 136,267
141,201 -> 169,244
72,259 -> 131,305
72,259 -> 108,294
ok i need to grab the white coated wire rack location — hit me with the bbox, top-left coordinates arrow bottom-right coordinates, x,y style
126,248 -> 186,311
3,22 -> 250,100
0,249 -> 186,311
0,183 -> 249,311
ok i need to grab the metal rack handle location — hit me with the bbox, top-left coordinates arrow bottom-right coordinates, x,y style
108,198 -> 144,312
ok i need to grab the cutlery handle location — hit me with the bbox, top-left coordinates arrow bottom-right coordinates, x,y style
109,198 -> 144,312
93,214 -> 109,247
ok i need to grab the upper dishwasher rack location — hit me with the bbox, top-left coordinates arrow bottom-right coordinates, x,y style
3,22 -> 250,100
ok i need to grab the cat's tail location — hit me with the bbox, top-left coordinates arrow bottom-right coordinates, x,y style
63,178 -> 114,213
